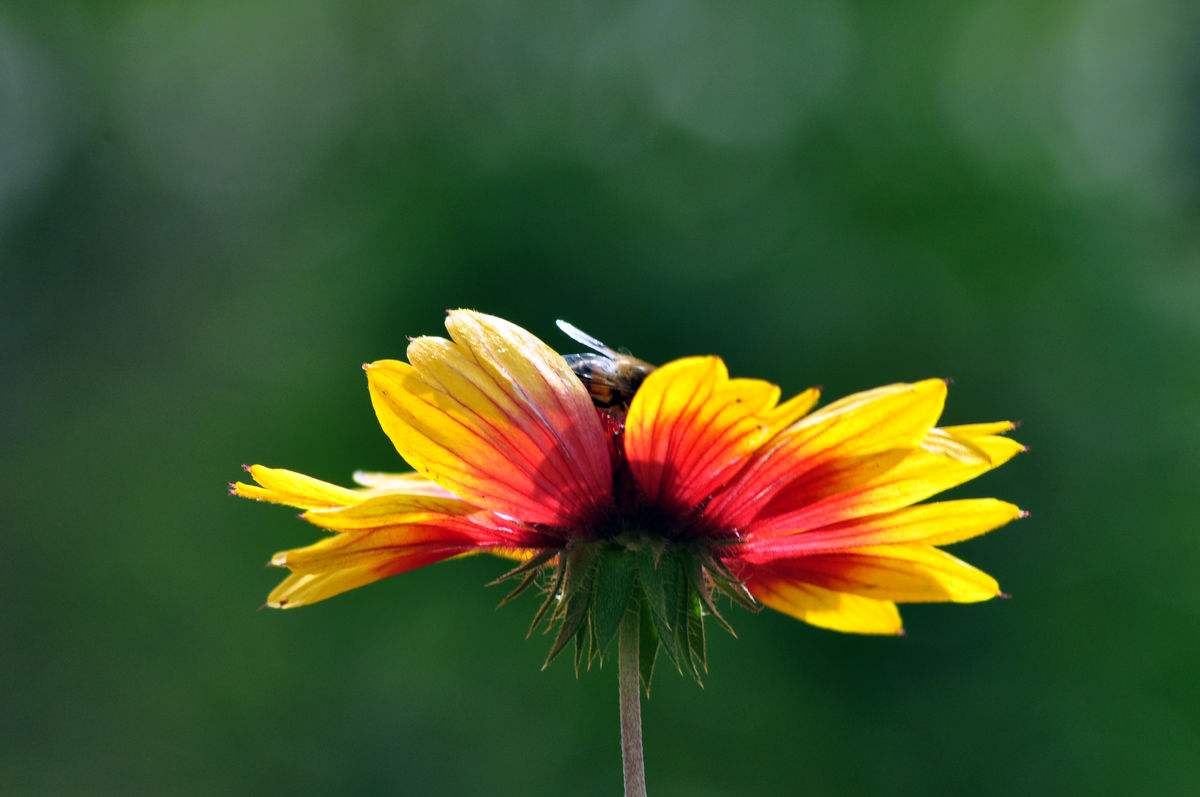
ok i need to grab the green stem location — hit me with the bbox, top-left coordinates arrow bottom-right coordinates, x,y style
618,610 -> 647,797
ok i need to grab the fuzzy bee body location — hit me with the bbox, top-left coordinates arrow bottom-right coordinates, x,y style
557,321 -> 655,409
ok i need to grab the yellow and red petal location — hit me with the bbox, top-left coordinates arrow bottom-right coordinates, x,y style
748,423 -> 1024,535
272,525 -> 477,575
266,515 -> 487,609
444,311 -> 614,503
267,536 -> 552,609
267,504 -> 557,609
366,310 -> 611,526
300,493 -> 556,546
236,461 -> 561,608
745,573 -> 903,635
738,498 -> 1024,561
267,549 -> 463,609
704,380 -> 947,528
624,356 -> 819,511
744,543 -> 1001,604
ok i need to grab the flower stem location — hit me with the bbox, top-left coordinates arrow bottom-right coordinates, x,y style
618,609 -> 647,797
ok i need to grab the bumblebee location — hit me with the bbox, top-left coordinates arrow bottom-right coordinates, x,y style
557,320 -> 656,409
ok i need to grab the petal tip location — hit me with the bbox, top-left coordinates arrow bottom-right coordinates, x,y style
1018,509 -> 1031,519
444,307 -> 477,324
230,482 -> 258,500
998,591 -> 1012,600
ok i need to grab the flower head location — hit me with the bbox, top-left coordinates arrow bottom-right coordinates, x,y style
233,311 -> 1024,685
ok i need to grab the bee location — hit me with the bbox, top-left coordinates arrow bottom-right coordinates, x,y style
556,320 -> 656,409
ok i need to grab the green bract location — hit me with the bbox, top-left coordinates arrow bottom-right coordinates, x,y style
492,536 -> 761,693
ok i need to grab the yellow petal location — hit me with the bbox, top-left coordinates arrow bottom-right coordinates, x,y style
900,498 -> 1024,547
480,547 -> 549,563
706,379 -> 947,526
366,310 -> 611,526
268,566 -> 386,609
231,465 -> 363,510
941,421 -> 1017,438
300,492 -> 477,532
232,465 -> 456,510
351,470 -> 457,497
747,575 -> 904,635
778,543 -> 1001,603
740,498 -> 1024,560
793,379 -> 949,454
760,386 -> 823,431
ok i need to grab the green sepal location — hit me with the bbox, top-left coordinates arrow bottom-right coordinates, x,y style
636,548 -> 688,672
701,552 -> 762,613
686,589 -> 707,682
509,539 -> 758,688
542,545 -> 600,668
573,622 -> 588,677
637,598 -> 659,697
488,548 -> 559,612
686,554 -> 737,638
486,548 -> 558,587
526,556 -> 567,639
589,548 -> 639,661
670,555 -> 692,680
495,566 -> 541,609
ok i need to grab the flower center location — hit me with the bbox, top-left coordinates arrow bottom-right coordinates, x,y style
578,407 -> 728,549
497,414 -> 758,684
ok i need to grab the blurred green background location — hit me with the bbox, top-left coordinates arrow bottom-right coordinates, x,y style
4,1 -> 1198,794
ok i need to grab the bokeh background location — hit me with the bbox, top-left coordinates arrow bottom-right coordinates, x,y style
4,1 -> 1198,794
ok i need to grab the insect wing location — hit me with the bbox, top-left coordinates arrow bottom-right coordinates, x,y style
556,320 -> 618,357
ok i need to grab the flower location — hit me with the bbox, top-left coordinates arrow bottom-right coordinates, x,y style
233,310 -> 1023,681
